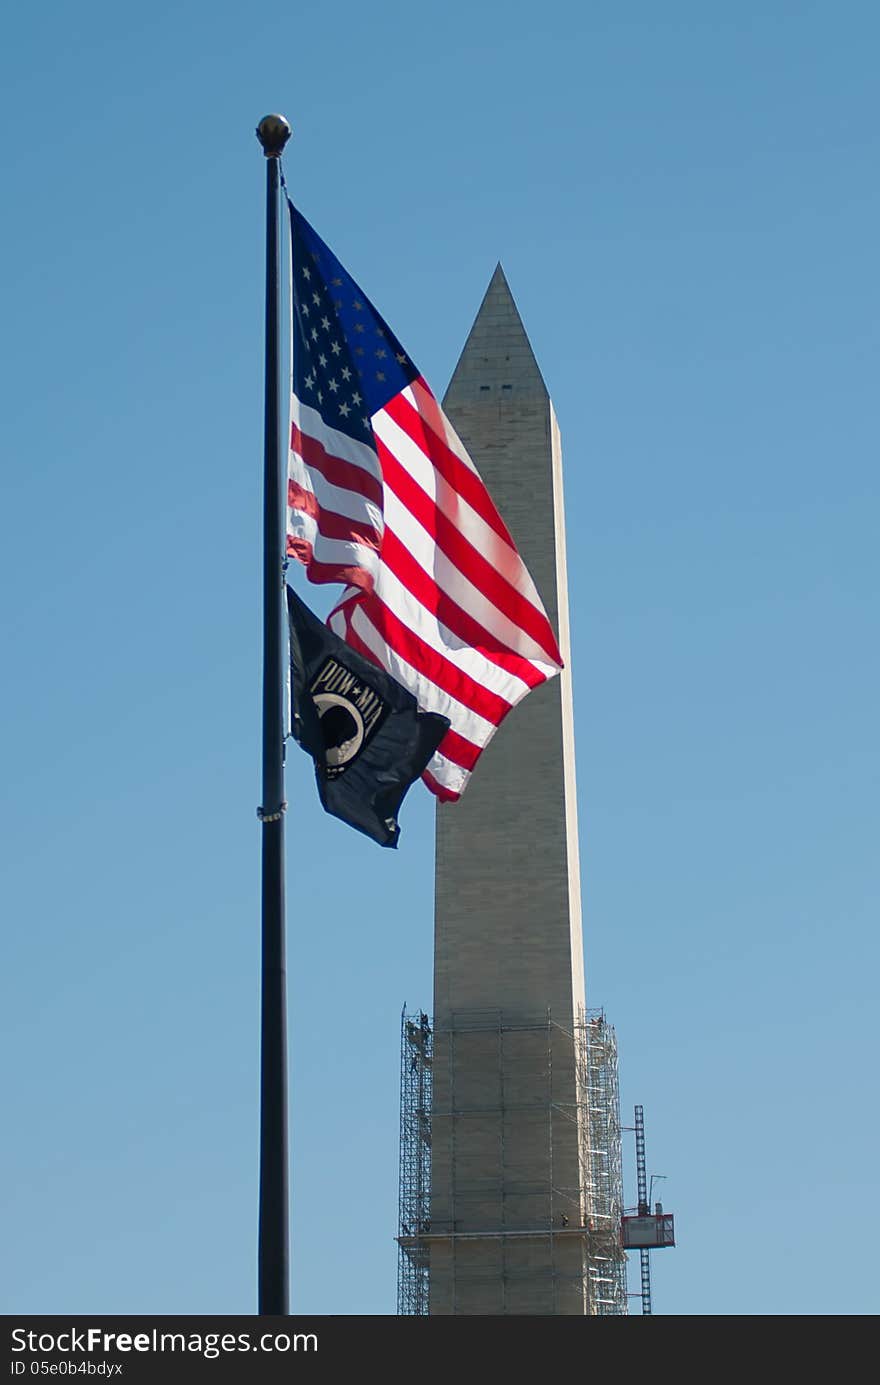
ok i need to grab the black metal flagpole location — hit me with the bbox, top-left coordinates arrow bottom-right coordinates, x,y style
255,112 -> 291,1316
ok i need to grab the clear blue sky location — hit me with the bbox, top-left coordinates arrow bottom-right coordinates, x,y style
2,1 -> 877,1316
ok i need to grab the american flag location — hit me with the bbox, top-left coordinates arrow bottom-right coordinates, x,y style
286,203 -> 562,802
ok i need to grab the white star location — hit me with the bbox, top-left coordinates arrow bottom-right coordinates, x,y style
302,266 -> 311,281
318,353 -> 327,368
330,341 -> 341,356
376,371 -> 386,382
317,389 -> 323,404
375,348 -> 387,359
310,328 -> 318,342
352,391 -> 362,406
341,366 -> 351,381
321,316 -> 331,331
304,373 -> 315,389
328,378 -> 339,393
396,352 -> 407,364
312,292 -> 321,306
339,401 -> 350,418
362,416 -> 369,429
353,299 -> 364,311
301,303 -> 310,317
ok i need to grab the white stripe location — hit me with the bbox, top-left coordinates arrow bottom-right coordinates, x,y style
424,749 -> 471,797
289,450 -> 383,534
327,608 -> 347,639
327,585 -> 362,631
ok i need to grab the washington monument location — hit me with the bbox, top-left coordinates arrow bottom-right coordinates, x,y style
426,267 -> 597,1314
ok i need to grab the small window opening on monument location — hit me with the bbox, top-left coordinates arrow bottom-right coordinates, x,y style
502,384 -> 512,392
480,385 -> 490,392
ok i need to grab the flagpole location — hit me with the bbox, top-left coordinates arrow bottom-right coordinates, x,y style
256,111 -> 291,1316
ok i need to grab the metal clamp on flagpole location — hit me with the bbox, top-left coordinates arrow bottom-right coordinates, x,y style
257,802 -> 287,824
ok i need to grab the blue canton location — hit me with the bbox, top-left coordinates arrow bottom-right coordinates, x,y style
289,204 -> 420,442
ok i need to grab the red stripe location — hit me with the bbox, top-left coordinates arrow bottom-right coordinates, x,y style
375,436 -> 561,665
288,481 -> 381,549
385,388 -> 514,546
379,530 -> 545,690
288,480 -> 319,519
291,422 -> 383,509
334,613 -> 384,669
356,596 -> 511,726
421,765 -> 461,802
327,588 -> 362,632
435,726 -> 482,771
286,538 -> 374,593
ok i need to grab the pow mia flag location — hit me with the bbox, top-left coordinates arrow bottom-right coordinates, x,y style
287,586 -> 450,847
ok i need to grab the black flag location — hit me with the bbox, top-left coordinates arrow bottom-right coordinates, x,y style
286,586 -> 450,847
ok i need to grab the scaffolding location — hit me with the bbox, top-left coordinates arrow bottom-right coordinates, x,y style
580,1010 -> 628,1315
397,1007 -> 433,1315
397,1006 -> 627,1315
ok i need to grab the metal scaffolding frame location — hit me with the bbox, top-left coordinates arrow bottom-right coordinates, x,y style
397,1007 -> 433,1315
397,1006 -> 627,1315
580,1009 -> 628,1315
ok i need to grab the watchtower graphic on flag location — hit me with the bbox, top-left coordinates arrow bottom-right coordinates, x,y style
286,202 -> 562,832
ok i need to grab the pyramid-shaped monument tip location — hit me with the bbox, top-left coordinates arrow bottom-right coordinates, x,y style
444,261 -> 548,404
489,260 -> 507,285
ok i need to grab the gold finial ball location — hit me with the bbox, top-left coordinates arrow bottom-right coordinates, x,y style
256,114 -> 292,157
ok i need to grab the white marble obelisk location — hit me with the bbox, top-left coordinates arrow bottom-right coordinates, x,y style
428,267 -> 590,1315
